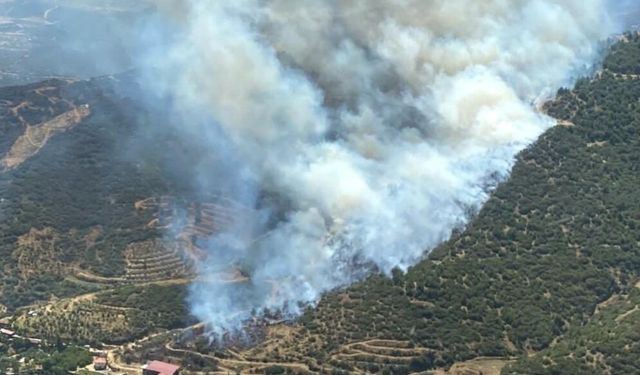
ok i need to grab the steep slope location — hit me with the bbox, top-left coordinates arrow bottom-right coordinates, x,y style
198,34 -> 640,374
1,31 -> 639,375
0,76 -> 181,310
501,33 -> 640,375
504,287 -> 640,375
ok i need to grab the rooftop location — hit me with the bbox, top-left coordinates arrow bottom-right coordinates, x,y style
93,357 -> 107,365
143,360 -> 180,375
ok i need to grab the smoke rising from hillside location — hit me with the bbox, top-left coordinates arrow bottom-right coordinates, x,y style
141,0 -> 625,334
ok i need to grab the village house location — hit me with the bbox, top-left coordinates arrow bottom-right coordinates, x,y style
93,356 -> 107,371
142,360 -> 181,375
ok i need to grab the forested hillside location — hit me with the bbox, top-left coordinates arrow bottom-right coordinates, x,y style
0,74 -> 206,309
266,33 -> 640,374
1,30 -> 639,375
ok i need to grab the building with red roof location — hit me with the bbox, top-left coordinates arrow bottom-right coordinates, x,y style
142,360 -> 181,375
93,356 -> 107,371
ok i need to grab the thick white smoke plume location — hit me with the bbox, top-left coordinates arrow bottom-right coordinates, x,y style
142,0 -> 623,335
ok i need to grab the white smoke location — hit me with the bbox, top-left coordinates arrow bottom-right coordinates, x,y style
139,0 -> 625,335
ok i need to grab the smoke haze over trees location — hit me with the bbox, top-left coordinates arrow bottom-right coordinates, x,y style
125,0 -> 640,334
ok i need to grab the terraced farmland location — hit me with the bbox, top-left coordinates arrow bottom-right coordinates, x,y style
124,239 -> 195,283
329,340 -> 434,374
11,280 -> 194,345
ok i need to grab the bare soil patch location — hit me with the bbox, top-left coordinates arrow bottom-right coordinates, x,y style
1,103 -> 90,170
